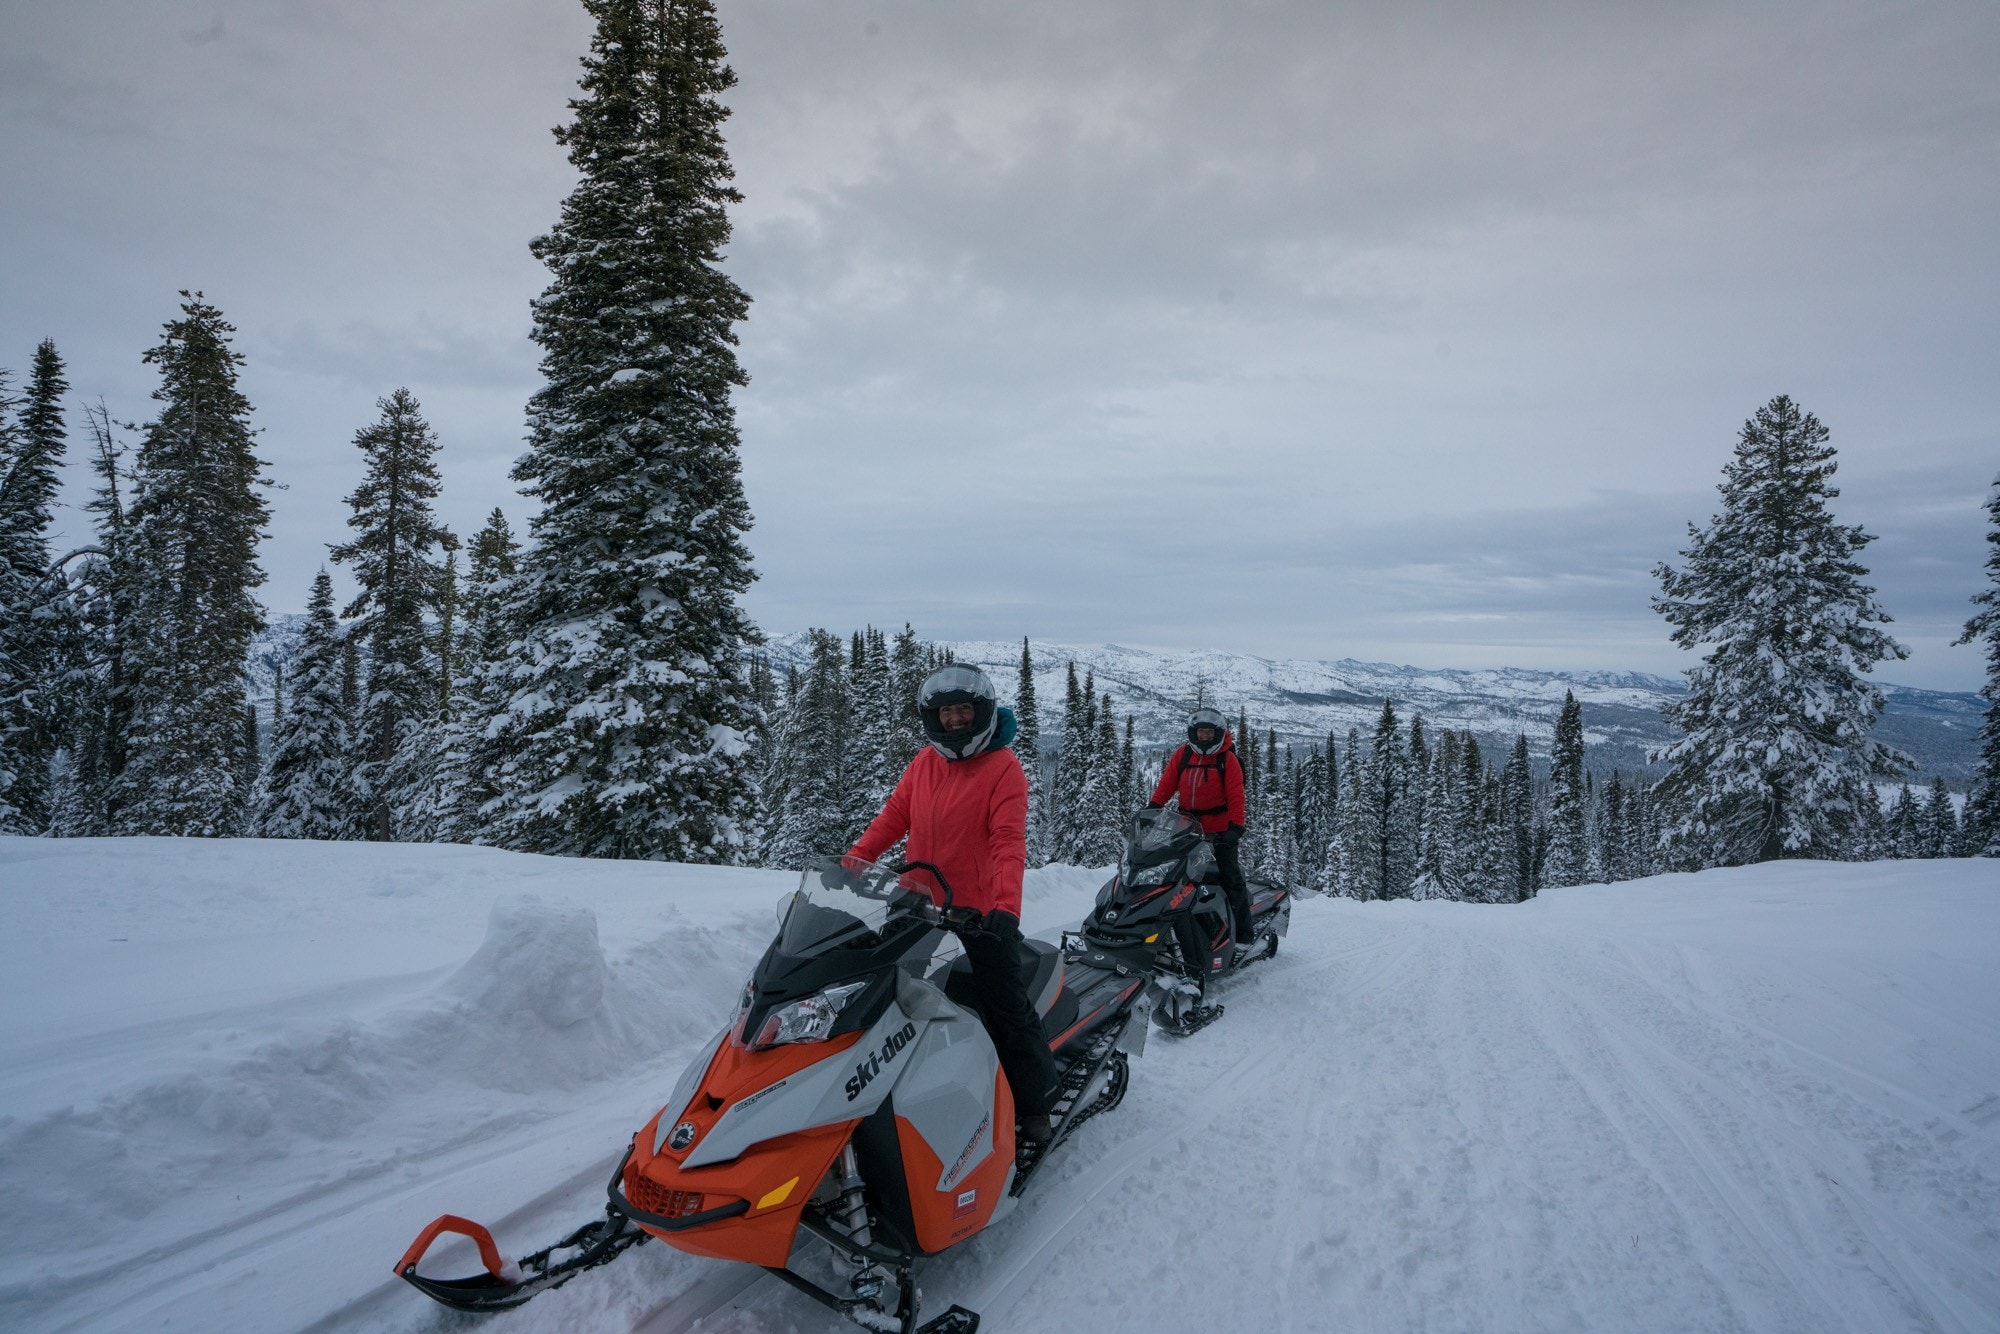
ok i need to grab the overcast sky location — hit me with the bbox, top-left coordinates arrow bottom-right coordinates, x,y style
4,0 -> 1996,689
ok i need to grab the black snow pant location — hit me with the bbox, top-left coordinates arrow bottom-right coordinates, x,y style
1213,838 -> 1256,947
961,917 -> 1060,1118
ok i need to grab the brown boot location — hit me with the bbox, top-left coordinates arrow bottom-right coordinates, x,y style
1019,1113 -> 1053,1145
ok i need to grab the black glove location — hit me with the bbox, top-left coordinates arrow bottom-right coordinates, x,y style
984,909 -> 1023,942
819,864 -> 859,891
1144,801 -> 1163,810
1216,825 -> 1243,849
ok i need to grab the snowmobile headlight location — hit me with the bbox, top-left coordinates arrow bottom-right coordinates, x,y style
751,981 -> 868,1050
1125,860 -> 1179,890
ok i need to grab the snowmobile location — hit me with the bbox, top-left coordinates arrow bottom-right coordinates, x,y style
394,855 -> 1150,1333
1069,805 -> 1292,1036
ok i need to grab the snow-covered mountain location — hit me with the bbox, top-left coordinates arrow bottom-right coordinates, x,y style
762,635 -> 1986,780
247,616 -> 1979,778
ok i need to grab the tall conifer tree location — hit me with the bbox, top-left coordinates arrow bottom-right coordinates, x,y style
0,344 -> 70,831
1653,395 -> 1907,864
251,572 -> 357,839
114,295 -> 271,836
1544,690 -> 1590,886
329,388 -> 455,841
1954,473 -> 2000,854
484,0 -> 761,861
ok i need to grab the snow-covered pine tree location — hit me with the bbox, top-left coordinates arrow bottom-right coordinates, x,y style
1449,732 -> 1485,894
1543,690 -> 1589,887
1410,728 -> 1459,900
1849,782 -> 1889,861
1371,701 -> 1417,898
428,508 -> 519,843
1047,662 -> 1085,861
483,0 -> 761,861
1597,770 -> 1630,882
1953,473 -> 2000,855
328,388 -> 455,842
1922,779 -> 1959,858
1886,785 -> 1920,858
1653,395 -> 1909,865
763,629 -> 856,866
0,345 -> 71,833
850,627 -> 897,828
1014,637 -> 1046,864
1118,715 -> 1136,819
47,402 -> 135,834
113,295 -> 271,836
1335,726 -> 1374,899
887,625 -> 924,776
1501,734 -> 1538,900
250,571 -> 356,839
1074,694 -> 1122,864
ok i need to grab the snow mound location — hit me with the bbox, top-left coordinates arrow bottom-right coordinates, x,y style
0,891 -> 758,1277
449,894 -> 608,1028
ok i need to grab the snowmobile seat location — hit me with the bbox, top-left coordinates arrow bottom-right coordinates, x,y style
935,937 -> 1065,1021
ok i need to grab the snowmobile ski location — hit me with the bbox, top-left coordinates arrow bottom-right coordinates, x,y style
393,1188 -> 647,1313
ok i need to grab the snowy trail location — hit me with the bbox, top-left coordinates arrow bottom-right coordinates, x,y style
3,842 -> 1996,1332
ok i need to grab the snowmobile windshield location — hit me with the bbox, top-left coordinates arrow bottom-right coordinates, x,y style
781,857 -> 933,957
1124,805 -> 1205,870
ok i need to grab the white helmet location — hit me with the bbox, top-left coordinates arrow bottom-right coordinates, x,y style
918,665 -> 1000,760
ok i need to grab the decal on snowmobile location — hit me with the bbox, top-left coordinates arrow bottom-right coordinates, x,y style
845,1021 -> 918,1101
940,1113 -> 991,1190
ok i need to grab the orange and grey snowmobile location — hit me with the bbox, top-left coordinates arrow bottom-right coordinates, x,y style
394,855 -> 1150,1333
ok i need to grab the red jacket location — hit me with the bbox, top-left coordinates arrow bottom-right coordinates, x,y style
1148,733 -> 1245,835
846,746 -> 1029,918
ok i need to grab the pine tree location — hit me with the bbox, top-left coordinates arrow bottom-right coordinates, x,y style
1501,734 -> 1538,900
1371,701 -> 1416,898
251,571 -> 357,839
1921,779 -> 1959,859
1118,715 -> 1136,821
1954,473 -> 2000,855
1450,733 -> 1485,894
1074,694 -> 1122,864
0,344 -> 71,832
48,402 -> 137,834
328,388 -> 455,841
1049,661 -> 1085,860
1544,691 -> 1590,886
113,295 -> 271,836
431,508 -> 520,843
1653,395 -> 1909,865
763,629 -> 856,866
1410,728 -> 1459,899
1014,637 -> 1045,864
1336,726 -> 1374,899
483,0 -> 761,861
1887,785 -> 1921,858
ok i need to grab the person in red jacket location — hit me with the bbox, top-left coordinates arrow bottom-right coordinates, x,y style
1147,706 -> 1256,952
846,665 -> 1060,1144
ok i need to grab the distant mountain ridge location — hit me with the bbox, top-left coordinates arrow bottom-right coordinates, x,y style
243,619 -> 1982,782
760,634 -> 1986,782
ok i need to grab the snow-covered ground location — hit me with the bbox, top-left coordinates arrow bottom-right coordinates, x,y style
3,839 -> 1996,1333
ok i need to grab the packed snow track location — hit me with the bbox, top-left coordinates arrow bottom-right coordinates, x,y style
2,839 -> 1996,1332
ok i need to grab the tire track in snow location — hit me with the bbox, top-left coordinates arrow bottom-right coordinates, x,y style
1530,959 -> 2000,1333
1509,943 -> 1891,1334
963,928 -> 1418,1330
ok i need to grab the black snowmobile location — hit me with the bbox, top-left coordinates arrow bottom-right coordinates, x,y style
1069,806 -> 1292,1035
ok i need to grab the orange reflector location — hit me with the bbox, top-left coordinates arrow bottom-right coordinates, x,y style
756,1176 -> 800,1210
